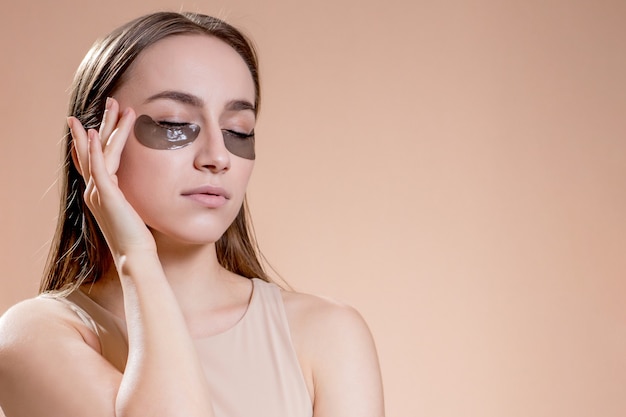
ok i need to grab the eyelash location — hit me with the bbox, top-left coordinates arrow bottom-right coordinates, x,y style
223,129 -> 255,139
157,121 -> 254,139
157,120 -> 189,128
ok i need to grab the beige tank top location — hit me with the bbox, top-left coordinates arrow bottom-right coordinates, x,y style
47,278 -> 313,417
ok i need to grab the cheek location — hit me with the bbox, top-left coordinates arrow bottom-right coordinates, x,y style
116,143 -> 174,202
235,160 -> 255,188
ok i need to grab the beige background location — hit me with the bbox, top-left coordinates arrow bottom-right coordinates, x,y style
1,0 -> 625,416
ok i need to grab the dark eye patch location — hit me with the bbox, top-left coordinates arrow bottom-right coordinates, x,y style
222,130 -> 255,160
134,114 -> 255,160
134,115 -> 200,150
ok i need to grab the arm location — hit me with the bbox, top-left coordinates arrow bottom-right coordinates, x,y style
285,294 -> 385,417
313,305 -> 385,416
72,99 -> 215,417
0,99 -> 214,417
114,252 -> 214,416
0,298 -> 124,417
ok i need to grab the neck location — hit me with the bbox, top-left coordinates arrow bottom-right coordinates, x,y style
154,237 -> 223,286
90,236 -> 242,318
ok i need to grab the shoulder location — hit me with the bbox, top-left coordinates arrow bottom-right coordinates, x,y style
280,289 -> 371,343
280,289 -> 385,416
0,296 -> 99,366
280,289 -> 377,366
1,296 -> 72,344
0,296 -> 121,416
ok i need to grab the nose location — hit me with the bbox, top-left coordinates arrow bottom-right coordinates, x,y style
193,124 -> 230,173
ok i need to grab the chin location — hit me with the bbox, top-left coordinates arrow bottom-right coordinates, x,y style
149,225 -> 230,249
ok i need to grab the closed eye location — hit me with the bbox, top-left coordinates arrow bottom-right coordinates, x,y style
157,120 -> 191,127
223,129 -> 255,139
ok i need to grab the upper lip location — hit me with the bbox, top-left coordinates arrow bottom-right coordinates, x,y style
181,185 -> 230,199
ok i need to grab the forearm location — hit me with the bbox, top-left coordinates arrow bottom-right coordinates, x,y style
114,252 -> 214,417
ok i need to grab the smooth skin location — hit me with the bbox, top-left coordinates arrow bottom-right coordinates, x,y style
0,35 -> 384,417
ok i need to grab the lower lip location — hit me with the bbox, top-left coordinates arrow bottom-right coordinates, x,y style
183,194 -> 227,208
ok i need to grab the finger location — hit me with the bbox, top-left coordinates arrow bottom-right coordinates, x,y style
103,107 -> 136,174
68,117 -> 91,183
98,97 -> 120,144
87,129 -> 117,197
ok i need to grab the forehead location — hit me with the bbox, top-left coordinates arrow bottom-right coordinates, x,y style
119,34 -> 255,103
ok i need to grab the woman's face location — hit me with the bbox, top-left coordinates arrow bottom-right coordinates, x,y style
112,34 -> 257,246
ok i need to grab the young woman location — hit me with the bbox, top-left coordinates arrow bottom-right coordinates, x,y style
0,11 -> 384,417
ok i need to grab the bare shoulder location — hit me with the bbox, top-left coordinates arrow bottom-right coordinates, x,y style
281,289 -> 372,343
1,296 -> 74,343
0,296 -> 97,366
0,296 -> 120,416
280,289 -> 385,417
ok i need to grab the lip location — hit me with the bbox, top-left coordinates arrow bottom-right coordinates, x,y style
181,185 -> 230,208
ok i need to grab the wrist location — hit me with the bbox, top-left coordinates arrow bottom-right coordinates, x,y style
115,250 -> 162,280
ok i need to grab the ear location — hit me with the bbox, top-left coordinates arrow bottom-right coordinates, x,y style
67,120 -> 84,178
70,142 -> 83,177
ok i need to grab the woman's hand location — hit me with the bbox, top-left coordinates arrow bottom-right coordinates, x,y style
69,97 -> 157,262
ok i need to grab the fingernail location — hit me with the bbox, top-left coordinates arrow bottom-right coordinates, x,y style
105,97 -> 112,110
67,117 -> 74,131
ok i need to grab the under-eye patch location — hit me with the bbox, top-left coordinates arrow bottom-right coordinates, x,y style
222,129 -> 255,160
134,115 -> 200,150
134,115 -> 255,160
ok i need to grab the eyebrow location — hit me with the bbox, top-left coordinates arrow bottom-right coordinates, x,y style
144,90 -> 256,113
226,100 -> 256,113
145,90 -> 204,107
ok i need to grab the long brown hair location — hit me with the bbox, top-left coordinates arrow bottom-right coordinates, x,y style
40,12 -> 270,294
